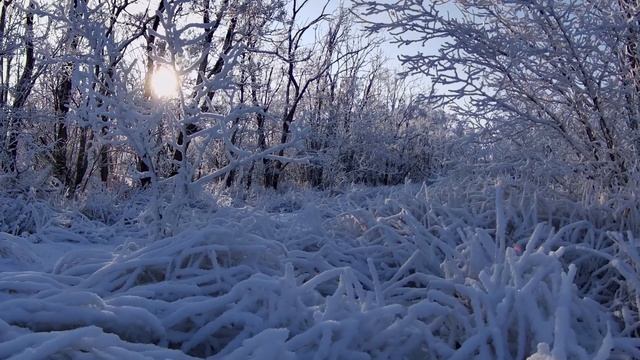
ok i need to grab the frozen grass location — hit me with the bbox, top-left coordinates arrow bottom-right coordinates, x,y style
0,182 -> 639,359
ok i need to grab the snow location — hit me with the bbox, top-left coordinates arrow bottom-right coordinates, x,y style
0,184 -> 639,358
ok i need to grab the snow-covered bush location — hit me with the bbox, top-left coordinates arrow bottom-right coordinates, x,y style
1,182 -> 639,358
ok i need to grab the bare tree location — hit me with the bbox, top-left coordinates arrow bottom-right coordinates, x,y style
354,0 -> 640,187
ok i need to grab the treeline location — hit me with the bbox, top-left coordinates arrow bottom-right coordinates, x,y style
5,0 -> 635,201
355,0 -> 640,193
0,0 -> 453,197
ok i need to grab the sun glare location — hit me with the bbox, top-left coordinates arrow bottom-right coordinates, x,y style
151,66 -> 180,99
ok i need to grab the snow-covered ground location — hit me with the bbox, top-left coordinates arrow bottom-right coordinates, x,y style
1,183 -> 639,359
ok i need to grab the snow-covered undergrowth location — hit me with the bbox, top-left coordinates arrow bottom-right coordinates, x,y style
1,182 -> 639,359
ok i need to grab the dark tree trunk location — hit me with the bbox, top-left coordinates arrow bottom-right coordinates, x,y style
225,59 -> 246,188
5,1 -> 34,173
170,2 -> 233,182
52,0 -> 85,186
71,127 -> 89,193
137,0 -> 167,188
0,0 -> 11,107
99,144 -> 109,183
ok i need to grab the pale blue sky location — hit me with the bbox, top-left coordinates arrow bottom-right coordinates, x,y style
299,0 -> 466,101
300,0 -> 457,72
133,0 -> 451,71
133,0 -> 457,94
300,0 -> 407,68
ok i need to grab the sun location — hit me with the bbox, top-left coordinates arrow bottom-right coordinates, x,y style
151,66 -> 180,99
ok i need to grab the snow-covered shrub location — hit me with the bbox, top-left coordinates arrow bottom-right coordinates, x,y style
0,193 -> 53,236
78,188 -> 123,225
0,234 -> 39,271
0,324 -> 194,360
1,183 -> 639,358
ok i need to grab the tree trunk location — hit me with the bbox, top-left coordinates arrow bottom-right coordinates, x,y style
71,127 -> 89,194
52,0 -> 85,186
137,0 -> 167,188
5,1 -> 34,173
0,0 -> 11,107
225,58 -> 246,188
168,3 -> 233,183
